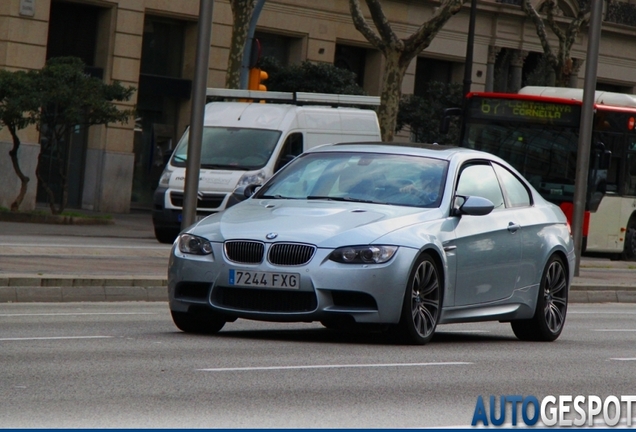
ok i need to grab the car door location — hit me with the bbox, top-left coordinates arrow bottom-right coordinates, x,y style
452,162 -> 522,306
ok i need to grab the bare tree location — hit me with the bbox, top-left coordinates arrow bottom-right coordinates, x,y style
349,0 -> 465,141
226,0 -> 259,89
522,0 -> 591,87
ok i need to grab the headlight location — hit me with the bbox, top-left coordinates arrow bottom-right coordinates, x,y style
237,169 -> 267,187
158,168 -> 173,187
178,233 -> 213,255
329,245 -> 398,264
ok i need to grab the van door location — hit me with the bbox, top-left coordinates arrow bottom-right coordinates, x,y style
274,132 -> 304,172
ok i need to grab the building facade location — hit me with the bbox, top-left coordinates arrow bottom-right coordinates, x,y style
1,0 -> 636,213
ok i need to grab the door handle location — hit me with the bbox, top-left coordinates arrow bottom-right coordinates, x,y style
507,222 -> 520,233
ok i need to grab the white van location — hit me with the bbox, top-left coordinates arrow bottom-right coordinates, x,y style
152,88 -> 382,243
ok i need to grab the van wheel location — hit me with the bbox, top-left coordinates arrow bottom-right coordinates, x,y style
621,220 -> 636,261
155,227 -> 179,244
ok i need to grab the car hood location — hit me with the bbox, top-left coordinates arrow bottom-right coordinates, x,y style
191,198 -> 442,247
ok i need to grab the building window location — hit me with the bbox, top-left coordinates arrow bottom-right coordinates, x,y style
335,44 -> 367,87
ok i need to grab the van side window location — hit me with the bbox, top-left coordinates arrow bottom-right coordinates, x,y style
275,133 -> 304,171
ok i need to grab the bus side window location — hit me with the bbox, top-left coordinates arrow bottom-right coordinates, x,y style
275,132 -> 303,172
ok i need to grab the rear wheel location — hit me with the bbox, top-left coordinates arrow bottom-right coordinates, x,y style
622,220 -> 636,261
394,253 -> 441,345
171,310 -> 226,334
511,255 -> 568,341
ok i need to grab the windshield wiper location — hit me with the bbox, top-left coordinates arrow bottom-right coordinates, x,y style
307,195 -> 376,204
201,164 -> 249,170
172,155 -> 186,162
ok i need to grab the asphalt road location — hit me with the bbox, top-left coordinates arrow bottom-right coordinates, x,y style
1,302 -> 635,428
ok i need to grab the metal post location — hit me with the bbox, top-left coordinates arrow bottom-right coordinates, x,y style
182,0 -> 214,231
239,0 -> 266,89
572,0 -> 603,276
459,0 -> 477,145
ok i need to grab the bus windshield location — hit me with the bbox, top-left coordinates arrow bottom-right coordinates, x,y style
463,122 -> 579,205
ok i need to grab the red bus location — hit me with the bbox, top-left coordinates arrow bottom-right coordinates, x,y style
452,86 -> 636,261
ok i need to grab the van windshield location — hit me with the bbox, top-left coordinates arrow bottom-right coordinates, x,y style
171,127 -> 282,170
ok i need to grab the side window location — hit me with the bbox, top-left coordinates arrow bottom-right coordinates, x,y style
456,163 -> 505,209
275,132 -> 303,171
493,163 -> 532,207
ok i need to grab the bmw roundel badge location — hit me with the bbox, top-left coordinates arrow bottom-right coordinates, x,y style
266,232 -> 278,240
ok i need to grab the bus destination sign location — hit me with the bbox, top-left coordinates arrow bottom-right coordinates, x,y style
468,97 -> 581,127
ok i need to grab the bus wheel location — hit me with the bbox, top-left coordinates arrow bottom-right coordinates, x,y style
622,221 -> 636,261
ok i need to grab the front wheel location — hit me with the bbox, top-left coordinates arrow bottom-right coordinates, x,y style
171,310 -> 226,334
511,255 -> 568,341
621,220 -> 636,261
393,253 -> 442,345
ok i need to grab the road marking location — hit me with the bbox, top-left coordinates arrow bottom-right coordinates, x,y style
610,358 -> 636,361
0,312 -> 158,317
569,311 -> 636,315
592,329 -> 636,332
0,336 -> 114,341
199,361 -> 473,372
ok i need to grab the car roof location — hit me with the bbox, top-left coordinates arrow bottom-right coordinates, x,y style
307,141 -> 490,161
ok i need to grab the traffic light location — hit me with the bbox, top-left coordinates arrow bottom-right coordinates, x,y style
248,67 -> 268,91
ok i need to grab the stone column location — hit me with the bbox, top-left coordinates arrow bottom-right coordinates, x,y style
509,49 -> 528,93
486,46 -> 501,92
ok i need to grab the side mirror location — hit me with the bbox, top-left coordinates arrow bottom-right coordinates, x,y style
452,195 -> 494,216
243,184 -> 261,198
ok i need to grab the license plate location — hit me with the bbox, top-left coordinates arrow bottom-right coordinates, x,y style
229,270 -> 300,289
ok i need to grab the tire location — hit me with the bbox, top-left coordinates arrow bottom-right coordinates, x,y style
155,227 -> 179,244
171,310 -> 226,334
394,253 -> 442,345
511,255 -> 568,342
621,220 -> 636,261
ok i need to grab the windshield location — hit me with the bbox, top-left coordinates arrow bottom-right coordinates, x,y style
255,151 -> 448,208
171,127 -> 282,170
463,123 -> 578,204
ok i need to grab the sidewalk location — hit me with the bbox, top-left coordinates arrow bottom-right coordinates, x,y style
1,210 -> 635,303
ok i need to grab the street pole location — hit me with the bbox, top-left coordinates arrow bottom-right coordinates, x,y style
182,0 -> 214,231
572,0 -> 603,276
240,0 -> 266,89
459,0 -> 477,145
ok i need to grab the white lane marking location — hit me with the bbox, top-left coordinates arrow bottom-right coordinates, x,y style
0,312 -> 158,317
569,311 -> 636,315
592,329 -> 636,332
610,358 -> 636,361
0,336 -> 114,341
199,361 -> 473,372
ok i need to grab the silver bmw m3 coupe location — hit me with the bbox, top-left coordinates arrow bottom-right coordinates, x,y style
168,143 -> 575,345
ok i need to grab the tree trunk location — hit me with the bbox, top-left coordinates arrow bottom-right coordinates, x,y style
7,125 -> 29,212
226,0 -> 256,89
378,51 -> 408,142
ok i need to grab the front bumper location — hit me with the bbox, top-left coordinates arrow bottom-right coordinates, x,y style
168,242 -> 419,324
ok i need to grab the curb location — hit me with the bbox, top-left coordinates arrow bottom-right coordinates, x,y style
0,277 -> 167,303
0,212 -> 114,225
1,277 -> 635,303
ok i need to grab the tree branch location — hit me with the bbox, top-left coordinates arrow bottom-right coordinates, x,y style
404,0 -> 464,56
349,0 -> 386,51
521,0 -> 556,66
